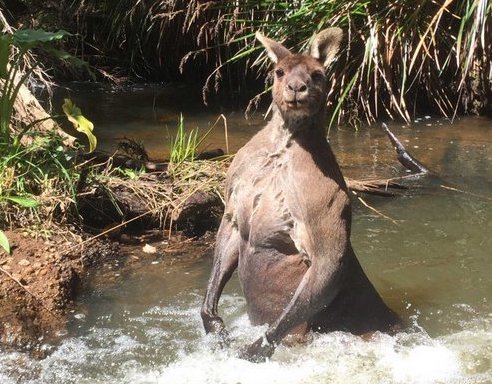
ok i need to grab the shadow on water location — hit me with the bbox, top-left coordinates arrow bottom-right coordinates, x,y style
2,84 -> 492,383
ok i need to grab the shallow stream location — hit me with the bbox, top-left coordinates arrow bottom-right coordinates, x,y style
2,84 -> 491,383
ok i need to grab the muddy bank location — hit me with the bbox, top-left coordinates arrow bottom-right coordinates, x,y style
0,217 -> 219,357
0,230 -> 122,356
0,157 -> 227,355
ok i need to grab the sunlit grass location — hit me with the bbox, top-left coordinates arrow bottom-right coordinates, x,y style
91,0 -> 491,125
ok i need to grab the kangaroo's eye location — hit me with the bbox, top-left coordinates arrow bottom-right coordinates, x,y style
275,68 -> 285,78
312,71 -> 325,82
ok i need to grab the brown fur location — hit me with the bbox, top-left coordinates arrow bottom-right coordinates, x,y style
201,28 -> 401,362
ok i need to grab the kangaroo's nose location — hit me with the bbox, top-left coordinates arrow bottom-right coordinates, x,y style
286,80 -> 307,93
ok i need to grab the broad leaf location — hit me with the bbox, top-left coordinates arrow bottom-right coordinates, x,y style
0,34 -> 12,78
5,195 -> 40,208
12,29 -> 71,48
0,230 -> 9,255
62,99 -> 97,153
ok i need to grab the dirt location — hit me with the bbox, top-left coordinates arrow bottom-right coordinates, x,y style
0,230 -> 120,357
0,224 -> 218,358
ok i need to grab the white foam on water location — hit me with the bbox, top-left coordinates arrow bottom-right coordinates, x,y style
128,326 -> 469,384
0,296 -> 490,384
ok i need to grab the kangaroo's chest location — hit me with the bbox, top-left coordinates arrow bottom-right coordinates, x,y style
230,149 -> 314,252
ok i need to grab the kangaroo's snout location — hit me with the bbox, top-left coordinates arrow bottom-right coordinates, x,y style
286,79 -> 308,94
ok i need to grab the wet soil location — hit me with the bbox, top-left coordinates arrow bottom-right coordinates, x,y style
0,230 -> 120,356
0,226 -> 217,357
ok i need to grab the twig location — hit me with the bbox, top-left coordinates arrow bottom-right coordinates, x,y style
59,207 -> 160,255
440,184 -> 492,201
356,195 -> 399,225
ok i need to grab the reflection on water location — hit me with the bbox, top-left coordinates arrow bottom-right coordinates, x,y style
2,84 -> 492,383
52,83 -> 265,159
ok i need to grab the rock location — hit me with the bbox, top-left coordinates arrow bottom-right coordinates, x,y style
18,259 -> 30,266
142,244 -> 157,254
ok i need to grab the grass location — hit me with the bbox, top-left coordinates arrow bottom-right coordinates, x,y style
0,25 -> 96,234
61,0 -> 491,126
6,2 -> 490,124
169,114 -> 199,167
168,113 -> 227,173
0,130 -> 82,228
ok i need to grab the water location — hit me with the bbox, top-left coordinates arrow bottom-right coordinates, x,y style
53,83 -> 264,159
3,85 -> 492,383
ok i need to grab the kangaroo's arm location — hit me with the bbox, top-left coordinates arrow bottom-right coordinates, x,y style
201,215 -> 240,342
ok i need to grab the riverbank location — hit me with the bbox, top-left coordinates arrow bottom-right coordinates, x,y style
0,156 -> 228,355
0,223 -> 219,358
0,229 -> 119,356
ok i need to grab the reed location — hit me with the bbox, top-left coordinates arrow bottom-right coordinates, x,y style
4,1 -> 491,123
91,0 -> 491,124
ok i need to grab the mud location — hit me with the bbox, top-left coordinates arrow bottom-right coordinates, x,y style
0,230 -> 120,356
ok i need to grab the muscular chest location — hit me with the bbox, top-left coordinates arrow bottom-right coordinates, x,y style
230,152 -> 289,238
230,148 -> 330,250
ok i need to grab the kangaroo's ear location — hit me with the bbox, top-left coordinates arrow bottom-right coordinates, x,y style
308,27 -> 343,68
255,31 -> 292,63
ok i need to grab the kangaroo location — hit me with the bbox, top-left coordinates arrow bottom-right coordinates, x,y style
201,28 -> 401,363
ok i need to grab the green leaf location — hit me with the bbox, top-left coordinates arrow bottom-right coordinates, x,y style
0,34 -> 12,78
62,99 -> 97,153
5,195 -> 40,208
12,29 -> 71,48
0,230 -> 10,255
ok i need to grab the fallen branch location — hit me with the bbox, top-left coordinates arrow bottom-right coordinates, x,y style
383,123 -> 430,175
346,178 -> 407,196
354,194 -> 400,225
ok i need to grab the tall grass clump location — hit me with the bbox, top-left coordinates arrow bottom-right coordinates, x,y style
5,1 -> 490,124
78,0 -> 491,125
167,114 -> 217,175
169,114 -> 199,166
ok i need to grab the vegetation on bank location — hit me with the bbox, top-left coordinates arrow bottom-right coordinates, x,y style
0,1 -> 491,252
0,23 -> 227,253
2,0 -> 490,124
0,28 -> 98,252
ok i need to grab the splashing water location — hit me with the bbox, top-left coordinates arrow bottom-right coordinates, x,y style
0,290 -> 490,384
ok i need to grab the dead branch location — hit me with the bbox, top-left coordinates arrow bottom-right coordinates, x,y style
383,123 -> 430,174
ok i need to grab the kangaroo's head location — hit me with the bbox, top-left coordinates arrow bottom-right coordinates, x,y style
256,28 -> 343,126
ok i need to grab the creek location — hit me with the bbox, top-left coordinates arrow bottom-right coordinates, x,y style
1,84 -> 491,383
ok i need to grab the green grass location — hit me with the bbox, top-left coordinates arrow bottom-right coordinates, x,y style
169,114 -> 200,166
0,131 -> 82,228
0,27 -> 96,231
67,0 -> 491,125
8,2 -> 490,124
